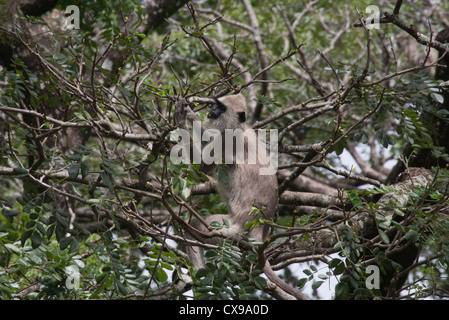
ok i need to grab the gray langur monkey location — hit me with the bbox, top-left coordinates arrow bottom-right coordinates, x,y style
174,94 -> 278,270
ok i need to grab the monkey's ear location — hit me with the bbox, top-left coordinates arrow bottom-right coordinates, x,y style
238,112 -> 246,123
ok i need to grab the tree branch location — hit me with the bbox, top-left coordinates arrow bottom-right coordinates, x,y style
271,168 -> 435,268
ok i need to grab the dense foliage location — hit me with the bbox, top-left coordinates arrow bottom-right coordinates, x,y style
0,0 -> 448,300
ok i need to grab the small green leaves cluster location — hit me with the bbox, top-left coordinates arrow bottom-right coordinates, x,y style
0,199 -> 174,299
329,225 -> 380,300
143,243 -> 176,285
192,241 -> 267,300
0,234 -> 85,299
297,264 -> 330,293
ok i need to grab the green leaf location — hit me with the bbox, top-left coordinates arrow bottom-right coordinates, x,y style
354,287 -> 373,300
13,167 -> 29,175
333,242 -> 342,251
1,209 -> 19,223
254,276 -> 267,290
157,268 -> 168,282
115,278 -> 128,295
29,213 -> 39,220
376,130 -> 395,148
210,220 -> 223,229
200,273 -> 213,286
312,280 -> 324,290
393,208 -> 405,217
80,162 -> 89,179
69,239 -> 80,254
347,190 -> 363,210
437,108 -> 449,119
87,198 -> 101,206
60,236 -> 73,250
27,252 -> 44,265
391,220 -> 406,233
335,282 -> 350,299
348,275 -> 359,289
354,130 -> 369,144
405,230 -> 420,242
68,163 -> 80,179
297,278 -> 307,289
303,269 -> 312,276
222,218 -> 230,227
67,154 -> 81,161
205,250 -> 218,258
46,224 -> 56,239
431,92 -> 444,104
334,137 -> 347,155
5,243 -> 22,255
378,229 -> 390,244
21,230 -> 33,246
25,220 -> 37,228
329,258 -> 342,268
100,171 -> 115,191
195,268 -> 210,278
333,260 -> 346,275
31,232 -> 42,249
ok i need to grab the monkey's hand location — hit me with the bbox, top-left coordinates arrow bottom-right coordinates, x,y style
174,96 -> 189,130
174,96 -> 200,130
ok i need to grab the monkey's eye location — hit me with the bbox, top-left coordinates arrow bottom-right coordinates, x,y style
217,102 -> 226,111
207,105 -> 224,119
238,112 -> 246,123
208,100 -> 227,119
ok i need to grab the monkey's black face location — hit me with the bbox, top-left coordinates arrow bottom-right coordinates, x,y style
207,100 -> 227,120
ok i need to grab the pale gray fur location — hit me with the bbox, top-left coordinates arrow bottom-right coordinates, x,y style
179,94 -> 278,269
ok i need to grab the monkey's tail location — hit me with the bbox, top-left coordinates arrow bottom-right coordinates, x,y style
262,260 -> 308,300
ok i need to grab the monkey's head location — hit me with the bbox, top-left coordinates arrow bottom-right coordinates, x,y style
206,94 -> 247,131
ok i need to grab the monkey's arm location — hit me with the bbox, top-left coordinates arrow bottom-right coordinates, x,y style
174,97 -> 217,175
174,97 -> 200,130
